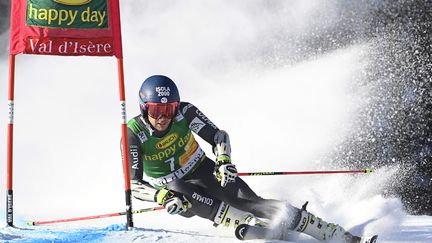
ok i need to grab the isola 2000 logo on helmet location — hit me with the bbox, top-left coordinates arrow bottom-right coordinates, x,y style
155,87 -> 171,97
26,0 -> 108,29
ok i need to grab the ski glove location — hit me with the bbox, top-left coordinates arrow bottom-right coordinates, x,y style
130,180 -> 159,201
214,154 -> 237,187
156,188 -> 191,215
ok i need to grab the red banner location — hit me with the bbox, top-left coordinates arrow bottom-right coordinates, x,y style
9,0 -> 123,57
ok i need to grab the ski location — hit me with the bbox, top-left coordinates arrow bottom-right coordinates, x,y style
361,235 -> 378,243
235,224 -> 291,241
235,224 -> 378,243
235,224 -> 272,240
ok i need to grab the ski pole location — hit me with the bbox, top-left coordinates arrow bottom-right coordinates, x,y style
238,168 -> 372,177
27,169 -> 372,226
27,206 -> 164,226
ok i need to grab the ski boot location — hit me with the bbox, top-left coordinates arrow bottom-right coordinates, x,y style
293,202 -> 362,243
213,202 -> 259,228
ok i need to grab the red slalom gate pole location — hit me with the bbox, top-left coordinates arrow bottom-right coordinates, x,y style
6,54 -> 16,227
27,206 -> 165,226
238,169 -> 372,177
116,57 -> 134,228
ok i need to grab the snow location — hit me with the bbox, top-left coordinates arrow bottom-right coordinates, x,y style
1,0 -> 431,242
1,214 -> 432,242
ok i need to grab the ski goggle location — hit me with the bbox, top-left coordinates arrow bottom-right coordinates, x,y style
146,102 -> 178,119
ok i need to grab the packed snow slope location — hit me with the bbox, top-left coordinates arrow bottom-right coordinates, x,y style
0,0 -> 431,242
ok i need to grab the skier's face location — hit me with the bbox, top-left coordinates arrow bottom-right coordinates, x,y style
148,115 -> 172,131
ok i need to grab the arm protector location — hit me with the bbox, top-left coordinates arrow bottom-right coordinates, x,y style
213,130 -> 231,157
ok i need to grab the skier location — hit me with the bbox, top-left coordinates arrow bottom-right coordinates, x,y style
122,75 -> 369,242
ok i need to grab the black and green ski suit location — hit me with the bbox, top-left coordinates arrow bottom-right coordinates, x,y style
123,101 -> 300,226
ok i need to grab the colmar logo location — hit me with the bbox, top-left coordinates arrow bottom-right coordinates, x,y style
156,133 -> 178,149
192,192 -> 214,206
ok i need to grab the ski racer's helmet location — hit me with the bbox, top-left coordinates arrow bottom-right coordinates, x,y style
139,75 -> 180,119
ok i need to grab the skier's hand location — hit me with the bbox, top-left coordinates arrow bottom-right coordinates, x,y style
131,179 -> 158,201
214,155 -> 237,187
156,189 -> 191,215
